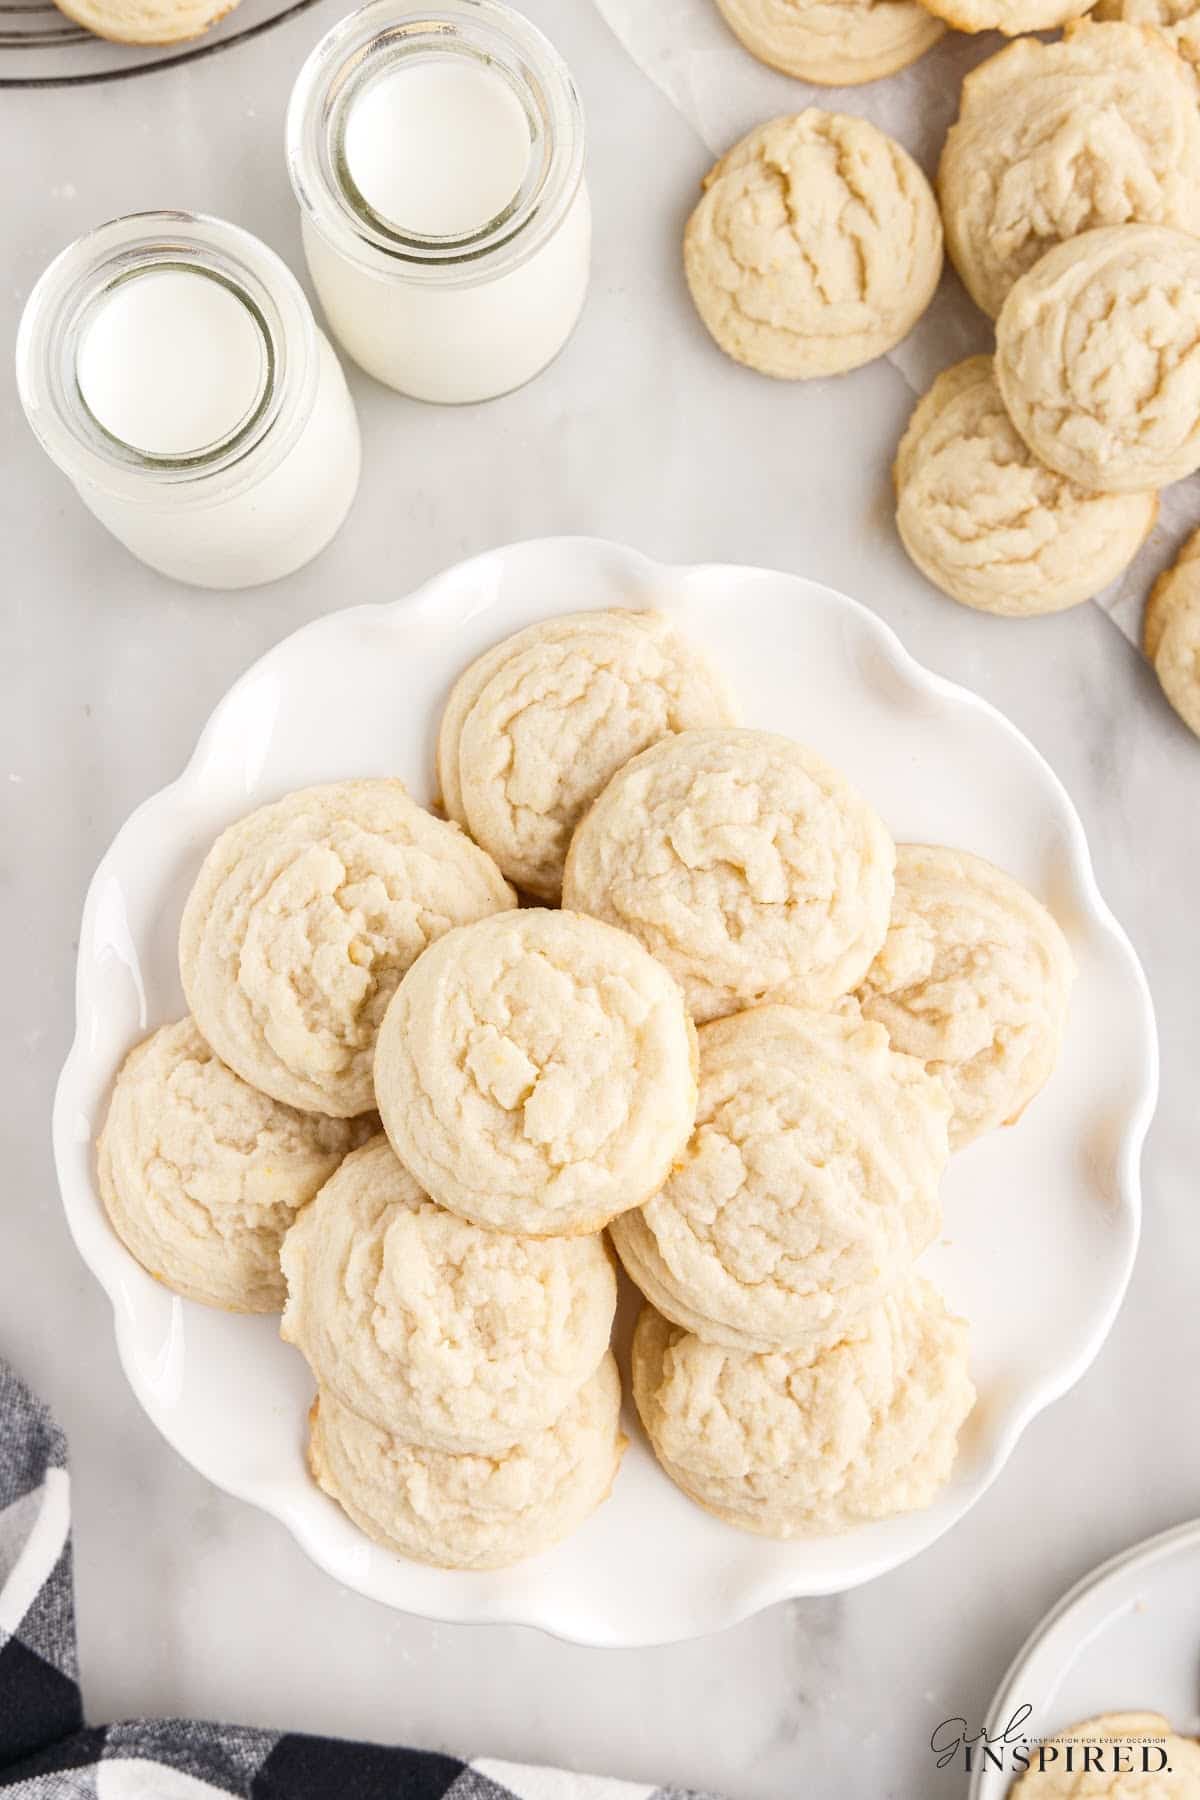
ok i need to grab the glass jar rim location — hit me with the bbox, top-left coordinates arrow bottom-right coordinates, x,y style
285,0 -> 586,289
14,210 -> 319,506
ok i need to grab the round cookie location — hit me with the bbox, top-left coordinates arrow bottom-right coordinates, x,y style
373,908 -> 698,1236
1093,0 -> 1200,85
631,1281 -> 974,1537
938,22 -> 1200,320
562,728 -> 895,1024
280,1136 -> 617,1452
1144,529 -> 1200,740
609,1006 -> 951,1352
712,0 -> 945,85
53,0 -> 239,44
684,111 -> 943,380
438,610 -> 737,901
1010,1714 -> 1200,1795
308,1353 -> 626,1570
97,1018 -> 371,1312
893,357 -> 1158,618
858,846 -> 1073,1149
179,780 -> 515,1118
995,225 -> 1200,494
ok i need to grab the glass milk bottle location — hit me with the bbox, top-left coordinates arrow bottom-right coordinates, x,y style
16,211 -> 361,590
286,0 -> 590,404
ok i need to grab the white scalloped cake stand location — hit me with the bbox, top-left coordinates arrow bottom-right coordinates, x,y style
53,537 -> 1157,1646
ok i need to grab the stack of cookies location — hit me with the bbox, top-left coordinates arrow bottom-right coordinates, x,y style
896,18 -> 1200,683
96,606 -> 1074,1567
684,8 -> 1200,742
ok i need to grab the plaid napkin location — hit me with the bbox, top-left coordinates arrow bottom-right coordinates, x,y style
0,1357 -> 715,1800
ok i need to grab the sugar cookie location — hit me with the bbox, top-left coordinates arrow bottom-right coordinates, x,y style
1144,529 -> 1200,740
938,23 -> 1200,319
1093,0 -> 1200,84
563,729 -> 894,1023
858,846 -> 1074,1149
438,610 -> 737,901
53,0 -> 239,45
995,224 -> 1200,494
373,908 -> 698,1236
1011,1714 -> 1200,1795
179,780 -> 515,1118
919,0 -> 1089,36
894,357 -> 1158,617
712,0 -> 945,85
684,112 -> 942,379
281,1136 -> 617,1452
632,1281 -> 973,1537
308,1353 -> 625,1570
609,1006 -> 950,1352
98,1017 -> 371,1312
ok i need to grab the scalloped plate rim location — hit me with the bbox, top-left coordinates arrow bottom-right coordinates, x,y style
52,535 -> 1158,1647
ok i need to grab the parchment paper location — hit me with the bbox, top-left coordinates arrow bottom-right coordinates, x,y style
589,0 -> 1200,645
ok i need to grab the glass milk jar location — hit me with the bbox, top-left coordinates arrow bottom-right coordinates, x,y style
286,0 -> 590,404
15,212 -> 361,590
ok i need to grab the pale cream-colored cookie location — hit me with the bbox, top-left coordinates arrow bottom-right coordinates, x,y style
609,1006 -> 950,1352
373,908 -> 697,1237
938,23 -> 1200,320
1093,0 -> 1200,84
632,1281 -> 973,1537
437,610 -> 737,902
1011,1714 -> 1200,1795
857,846 -> 1074,1149
995,225 -> 1200,494
712,0 -> 945,85
308,1354 -> 625,1570
684,112 -> 942,380
894,357 -> 1158,617
53,0 -> 238,45
280,1136 -> 617,1452
1144,530 -> 1200,740
920,0 -> 1088,35
98,1018 -> 371,1312
563,729 -> 894,1024
179,780 -> 515,1119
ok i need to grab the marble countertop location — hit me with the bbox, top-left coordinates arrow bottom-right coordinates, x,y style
2,3 -> 1198,1794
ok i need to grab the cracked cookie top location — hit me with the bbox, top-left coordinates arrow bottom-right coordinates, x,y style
437,610 -> 737,902
280,1136 -> 617,1452
179,780 -> 516,1117
563,728 -> 895,1023
632,1280 -> 973,1538
894,356 -> 1158,617
939,23 -> 1200,319
309,1352 -> 626,1570
373,907 -> 698,1235
858,845 -> 1074,1148
995,223 -> 1200,494
98,1017 -> 372,1311
683,111 -> 942,380
610,1006 -> 950,1352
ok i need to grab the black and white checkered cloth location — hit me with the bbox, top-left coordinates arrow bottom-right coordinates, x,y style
0,1358 -> 718,1800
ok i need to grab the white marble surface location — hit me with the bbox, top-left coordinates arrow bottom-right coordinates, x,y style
1,3 -> 1198,1795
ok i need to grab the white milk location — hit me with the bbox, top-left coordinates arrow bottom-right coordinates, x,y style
344,59 -> 531,240
287,0 -> 590,405
17,212 -> 361,590
76,268 -> 267,459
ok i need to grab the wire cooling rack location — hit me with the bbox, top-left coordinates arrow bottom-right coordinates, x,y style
0,0 -> 323,84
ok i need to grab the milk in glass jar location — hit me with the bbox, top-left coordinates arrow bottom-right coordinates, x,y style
286,0 -> 590,404
16,211 -> 361,590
